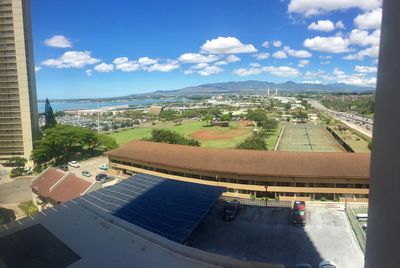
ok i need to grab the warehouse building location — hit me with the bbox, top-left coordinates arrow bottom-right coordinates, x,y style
105,141 -> 370,201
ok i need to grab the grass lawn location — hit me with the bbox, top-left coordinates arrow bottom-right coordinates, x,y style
332,129 -> 371,152
266,124 -> 282,150
108,120 -> 254,149
18,201 -> 38,217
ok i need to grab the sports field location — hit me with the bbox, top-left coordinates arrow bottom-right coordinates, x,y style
108,120 -> 254,149
277,123 -> 345,152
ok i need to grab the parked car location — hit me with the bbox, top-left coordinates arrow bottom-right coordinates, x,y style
21,167 -> 33,176
58,164 -> 69,171
99,164 -> 108,170
319,260 -> 336,268
95,173 -> 115,184
68,161 -> 80,168
222,200 -> 240,221
81,170 -> 92,177
292,201 -> 306,226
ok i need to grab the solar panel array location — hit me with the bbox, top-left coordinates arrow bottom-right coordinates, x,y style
80,173 -> 225,243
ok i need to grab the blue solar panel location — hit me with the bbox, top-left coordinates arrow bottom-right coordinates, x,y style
80,173 -> 225,243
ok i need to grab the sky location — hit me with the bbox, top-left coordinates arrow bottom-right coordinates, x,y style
31,0 -> 382,99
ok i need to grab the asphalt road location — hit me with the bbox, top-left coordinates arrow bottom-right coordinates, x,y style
0,177 -> 32,204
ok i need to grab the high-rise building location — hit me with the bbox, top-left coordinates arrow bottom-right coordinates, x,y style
0,0 -> 38,164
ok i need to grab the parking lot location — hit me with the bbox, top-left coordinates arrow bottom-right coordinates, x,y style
188,201 -> 364,268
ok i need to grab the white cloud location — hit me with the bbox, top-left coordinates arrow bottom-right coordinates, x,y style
354,8 -> 382,30
35,66 -> 42,72
201,36 -> 257,54
272,50 -> 288,59
225,54 -> 241,63
263,66 -> 300,77
113,57 -> 140,72
183,69 -> 195,75
147,60 -> 179,72
42,51 -> 100,68
333,67 -> 345,76
337,73 -> 377,86
319,55 -> 332,59
303,80 -> 323,84
214,61 -> 228,66
320,61 -> 331,64
283,46 -> 312,58
288,0 -> 382,17
138,57 -> 158,65
343,45 -> 379,60
254,53 -> 270,60
44,35 -> 72,48
190,63 -> 209,69
198,66 -> 223,76
349,29 -> 380,47
355,65 -> 377,73
262,41 -> 269,48
178,53 -> 219,63
272,40 -> 282,47
85,69 -> 92,77
94,63 -> 114,72
233,67 -> 263,76
250,62 -> 261,67
335,21 -> 345,29
308,20 -> 335,32
303,36 -> 350,53
298,60 -> 310,67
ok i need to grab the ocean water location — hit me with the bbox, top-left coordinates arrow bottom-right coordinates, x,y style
37,98 -> 188,113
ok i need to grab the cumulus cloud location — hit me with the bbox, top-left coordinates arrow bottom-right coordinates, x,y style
288,0 -> 382,17
190,63 -> 209,69
354,8 -> 382,30
147,60 -> 180,72
263,66 -> 300,77
283,46 -> 312,58
233,67 -> 263,76
349,29 -> 380,47
250,63 -> 262,67
343,46 -> 379,60
298,60 -> 310,67
262,41 -> 269,48
85,69 -> 92,77
272,40 -> 282,47
335,21 -> 345,29
355,65 -> 377,73
113,57 -> 140,72
214,61 -> 228,66
201,36 -> 257,54
178,53 -> 219,63
303,80 -> 323,84
42,51 -> 100,68
272,51 -> 288,59
138,57 -> 158,65
254,53 -> 270,60
35,66 -> 42,72
303,36 -> 350,53
225,55 -> 241,63
94,63 -> 114,72
44,35 -> 73,48
198,66 -> 223,76
308,20 -> 335,32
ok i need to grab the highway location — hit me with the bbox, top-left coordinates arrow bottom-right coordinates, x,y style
310,100 -> 373,138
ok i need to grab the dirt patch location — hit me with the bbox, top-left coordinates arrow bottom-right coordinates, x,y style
191,128 -> 249,141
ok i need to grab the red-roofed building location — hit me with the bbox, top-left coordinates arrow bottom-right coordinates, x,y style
31,167 -> 100,209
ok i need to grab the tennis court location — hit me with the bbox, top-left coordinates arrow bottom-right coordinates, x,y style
277,123 -> 345,152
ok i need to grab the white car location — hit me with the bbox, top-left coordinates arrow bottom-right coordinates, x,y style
99,164 -> 108,170
319,261 -> 337,268
68,161 -> 80,168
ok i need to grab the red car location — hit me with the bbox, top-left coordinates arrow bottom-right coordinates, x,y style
292,201 -> 306,226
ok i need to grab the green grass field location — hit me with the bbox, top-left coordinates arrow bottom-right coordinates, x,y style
108,120 -> 281,149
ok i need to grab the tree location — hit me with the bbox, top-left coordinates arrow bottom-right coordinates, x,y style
236,133 -> 267,151
44,98 -> 57,129
247,109 -> 268,126
146,129 -> 200,146
261,118 -> 278,132
7,156 -> 27,168
284,103 -> 292,110
220,113 -> 232,121
31,125 -> 118,170
295,111 -> 308,122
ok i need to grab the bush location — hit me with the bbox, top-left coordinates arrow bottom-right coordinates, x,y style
0,207 -> 16,224
10,168 -> 23,178
320,196 -> 327,202
236,133 -> 267,151
146,129 -> 200,146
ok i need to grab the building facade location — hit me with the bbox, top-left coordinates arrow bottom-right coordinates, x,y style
106,141 -> 370,202
0,0 -> 38,164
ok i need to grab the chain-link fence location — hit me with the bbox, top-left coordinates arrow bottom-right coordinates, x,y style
345,207 -> 368,252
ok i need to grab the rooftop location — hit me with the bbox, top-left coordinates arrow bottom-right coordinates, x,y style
106,141 -> 371,179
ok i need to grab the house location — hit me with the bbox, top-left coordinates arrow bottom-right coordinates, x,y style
211,121 -> 230,127
31,167 -> 101,210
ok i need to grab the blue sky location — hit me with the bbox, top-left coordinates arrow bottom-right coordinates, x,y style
32,0 -> 381,99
